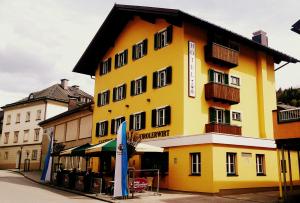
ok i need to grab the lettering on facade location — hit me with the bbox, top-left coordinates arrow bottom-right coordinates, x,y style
188,41 -> 196,97
138,130 -> 170,140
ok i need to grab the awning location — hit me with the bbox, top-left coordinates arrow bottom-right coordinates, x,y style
71,143 -> 91,156
85,139 -> 164,154
60,146 -> 80,156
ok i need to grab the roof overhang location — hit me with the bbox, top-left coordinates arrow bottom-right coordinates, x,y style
291,20 -> 300,34
73,4 -> 299,76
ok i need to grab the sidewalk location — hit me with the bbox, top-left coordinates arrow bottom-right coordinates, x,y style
14,170 -> 283,203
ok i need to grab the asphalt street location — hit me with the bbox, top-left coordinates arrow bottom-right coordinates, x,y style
0,170 -> 105,203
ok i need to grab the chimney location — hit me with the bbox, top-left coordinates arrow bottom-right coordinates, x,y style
252,30 -> 268,46
60,79 -> 69,90
68,97 -> 78,110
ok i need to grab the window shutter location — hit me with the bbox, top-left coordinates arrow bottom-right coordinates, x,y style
142,76 -> 147,92
108,58 -> 112,72
166,66 -> 172,84
167,25 -> 173,44
123,84 -> 127,99
115,54 -> 118,68
111,119 -> 115,134
153,72 -> 158,88
132,45 -> 136,60
165,106 -> 171,125
225,110 -> 230,124
97,93 -> 101,107
96,122 -> 100,137
124,50 -> 128,64
141,112 -> 146,129
224,74 -> 229,85
99,62 -> 103,76
113,88 -> 116,102
143,39 -> 148,55
208,69 -> 214,82
209,107 -> 216,123
130,80 -> 135,96
104,121 -> 108,136
106,90 -> 110,104
129,115 -> 134,130
151,109 -> 157,127
154,33 -> 158,50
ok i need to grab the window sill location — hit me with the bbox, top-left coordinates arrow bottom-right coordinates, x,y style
23,140 -> 28,143
227,174 -> 238,177
189,174 -> 201,176
257,173 -> 266,176
15,122 -> 20,124
36,119 -> 41,121
25,121 -> 30,123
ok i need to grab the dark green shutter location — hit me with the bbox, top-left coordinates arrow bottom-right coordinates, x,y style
130,80 -> 135,96
165,106 -> 171,125
97,93 -> 101,107
123,84 -> 127,99
96,122 -> 100,137
132,45 -> 136,60
167,25 -> 173,44
154,33 -> 158,50
143,39 -> 148,55
124,50 -> 128,65
111,119 -> 115,134
106,90 -> 110,104
152,109 -> 157,127
153,72 -> 158,88
142,76 -> 147,92
129,115 -> 134,130
224,74 -> 229,85
99,62 -> 103,76
115,54 -> 118,68
113,88 -> 116,102
209,107 -> 216,123
166,66 -> 172,84
141,112 -> 146,129
108,58 -> 111,72
225,110 -> 230,124
208,69 -> 214,82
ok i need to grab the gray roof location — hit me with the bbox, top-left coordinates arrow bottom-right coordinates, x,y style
277,103 -> 297,110
2,83 -> 93,109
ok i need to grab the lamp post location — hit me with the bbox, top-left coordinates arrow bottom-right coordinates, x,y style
291,20 -> 300,34
18,145 -> 23,171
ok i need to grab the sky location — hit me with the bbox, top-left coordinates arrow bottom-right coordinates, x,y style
0,0 -> 299,107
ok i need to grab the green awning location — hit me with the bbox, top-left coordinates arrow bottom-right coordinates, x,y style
71,143 -> 92,156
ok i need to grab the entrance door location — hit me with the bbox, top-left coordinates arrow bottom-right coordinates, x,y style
16,151 -> 20,169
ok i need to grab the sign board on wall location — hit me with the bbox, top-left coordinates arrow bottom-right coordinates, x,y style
188,41 -> 196,97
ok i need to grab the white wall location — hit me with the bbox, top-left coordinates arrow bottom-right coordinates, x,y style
46,101 -> 68,119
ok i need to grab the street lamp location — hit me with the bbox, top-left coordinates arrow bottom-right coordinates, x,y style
18,146 -> 23,171
291,20 -> 300,34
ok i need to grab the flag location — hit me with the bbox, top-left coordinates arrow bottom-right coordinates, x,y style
41,128 -> 54,182
113,121 -> 128,198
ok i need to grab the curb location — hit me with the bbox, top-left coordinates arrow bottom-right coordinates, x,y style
7,170 -> 114,203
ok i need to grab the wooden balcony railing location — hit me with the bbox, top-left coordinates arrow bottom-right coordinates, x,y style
205,42 -> 239,68
205,123 -> 242,135
205,82 -> 240,104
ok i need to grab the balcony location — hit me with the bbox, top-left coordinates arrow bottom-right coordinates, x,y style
205,82 -> 240,104
205,42 -> 239,68
205,123 -> 242,135
278,108 -> 300,123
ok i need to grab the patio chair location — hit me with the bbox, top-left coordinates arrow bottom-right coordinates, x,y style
146,177 -> 153,191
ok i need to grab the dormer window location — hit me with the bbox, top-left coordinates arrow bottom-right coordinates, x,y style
29,93 -> 34,100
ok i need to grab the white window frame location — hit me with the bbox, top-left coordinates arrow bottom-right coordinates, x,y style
157,70 -> 167,87
36,110 -> 42,120
100,91 -> 109,106
134,79 -> 143,95
135,42 -> 144,59
25,112 -> 30,122
159,29 -> 168,48
98,121 -> 107,136
215,108 -> 225,124
16,113 -> 20,123
256,154 -> 265,175
117,50 -> 126,67
6,115 -> 11,125
115,85 -> 125,101
157,108 -> 166,127
191,153 -> 201,175
14,131 -> 19,143
133,113 -> 142,131
101,59 -> 110,75
32,150 -> 38,160
232,111 -> 242,121
213,70 -> 224,84
114,117 -> 124,134
230,75 -> 240,86
34,129 -> 40,141
4,132 -> 9,144
226,153 -> 237,175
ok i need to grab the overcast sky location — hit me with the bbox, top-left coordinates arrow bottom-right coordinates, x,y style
0,0 -> 299,107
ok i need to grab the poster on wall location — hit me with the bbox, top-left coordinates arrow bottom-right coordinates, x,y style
188,41 -> 196,97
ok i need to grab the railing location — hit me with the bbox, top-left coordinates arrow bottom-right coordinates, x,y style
205,82 -> 240,104
278,108 -> 300,122
205,42 -> 239,68
205,123 -> 242,135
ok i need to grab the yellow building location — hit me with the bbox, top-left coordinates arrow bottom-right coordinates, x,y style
73,5 -> 299,193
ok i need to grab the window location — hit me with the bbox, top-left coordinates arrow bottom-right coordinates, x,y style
16,113 -> 20,123
131,76 -> 147,96
208,69 -> 229,85
130,112 -> 146,131
154,26 -> 172,50
232,111 -> 241,121
226,153 -> 237,176
96,121 -> 109,137
209,107 -> 230,124
231,76 -> 240,86
6,115 -> 11,125
36,110 -> 42,120
111,117 -> 125,134
97,90 -> 110,106
25,112 -> 30,122
115,50 -> 128,68
132,39 -> 147,60
153,66 -> 172,88
152,106 -> 171,127
256,154 -> 265,175
4,152 -> 8,160
113,84 -> 126,102
4,132 -> 9,144
14,131 -> 19,143
32,150 -> 38,160
100,58 -> 112,75
34,129 -> 40,141
190,153 -> 201,175
24,130 -> 29,142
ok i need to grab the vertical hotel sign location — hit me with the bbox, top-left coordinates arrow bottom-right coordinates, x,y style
188,41 -> 196,97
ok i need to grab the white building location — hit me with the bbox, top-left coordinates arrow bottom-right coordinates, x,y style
0,79 -> 93,170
